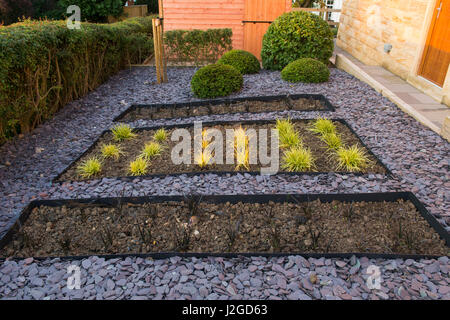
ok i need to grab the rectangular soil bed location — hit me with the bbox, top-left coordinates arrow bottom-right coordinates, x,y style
56,119 -> 389,183
0,193 -> 448,259
114,94 -> 334,122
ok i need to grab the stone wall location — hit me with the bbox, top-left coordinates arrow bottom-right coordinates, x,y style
336,0 -> 431,80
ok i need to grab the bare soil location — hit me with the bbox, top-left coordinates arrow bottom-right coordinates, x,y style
1,199 -> 447,258
119,98 -> 327,122
58,120 -> 387,182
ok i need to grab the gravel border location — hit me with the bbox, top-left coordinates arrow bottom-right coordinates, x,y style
0,67 -> 449,300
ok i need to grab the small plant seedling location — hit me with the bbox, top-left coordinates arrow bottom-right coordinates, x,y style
343,202 -> 356,221
174,224 -> 191,251
77,157 -> 102,178
336,145 -> 369,172
101,144 -> 122,160
153,128 -> 167,142
141,141 -> 162,160
98,223 -> 114,250
281,147 -> 315,172
184,194 -> 203,217
111,124 -> 136,141
279,129 -> 302,148
310,117 -> 336,135
129,157 -> 149,176
307,224 -> 321,250
320,132 -> 342,150
268,223 -> 281,252
225,218 -> 241,251
234,126 -> 250,171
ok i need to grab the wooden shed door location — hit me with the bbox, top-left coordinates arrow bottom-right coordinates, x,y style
419,0 -> 450,87
243,0 -> 287,59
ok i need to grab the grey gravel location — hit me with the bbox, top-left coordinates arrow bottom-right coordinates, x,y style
0,67 -> 449,300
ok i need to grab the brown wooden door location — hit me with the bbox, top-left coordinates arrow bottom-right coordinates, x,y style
243,0 -> 288,59
419,0 -> 450,87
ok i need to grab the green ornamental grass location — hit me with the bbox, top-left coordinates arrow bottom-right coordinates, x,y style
101,144 -> 122,160
111,124 -> 136,142
129,157 -> 149,176
320,132 -> 342,150
77,157 -> 102,178
336,145 -> 369,172
282,147 -> 315,172
310,117 -> 336,135
141,142 -> 162,159
153,128 -> 167,142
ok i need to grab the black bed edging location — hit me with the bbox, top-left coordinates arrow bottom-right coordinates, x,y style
0,192 -> 448,262
52,118 -> 392,184
112,93 -> 335,123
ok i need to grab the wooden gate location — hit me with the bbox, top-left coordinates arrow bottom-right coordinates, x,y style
243,0 -> 289,59
419,0 -> 450,87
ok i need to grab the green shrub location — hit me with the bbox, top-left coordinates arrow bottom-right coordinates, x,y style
191,64 -> 243,98
0,17 -> 154,144
165,29 -> 232,65
217,50 -> 260,74
281,58 -> 330,83
261,11 -> 334,70
57,0 -> 126,22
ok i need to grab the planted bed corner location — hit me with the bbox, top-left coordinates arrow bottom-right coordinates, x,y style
113,94 -> 335,123
54,118 -> 391,183
0,192 -> 448,261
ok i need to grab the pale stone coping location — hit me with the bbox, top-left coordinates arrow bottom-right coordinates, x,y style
334,52 -> 444,138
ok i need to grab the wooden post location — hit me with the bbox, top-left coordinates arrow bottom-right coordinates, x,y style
152,18 -> 167,83
158,0 -> 164,19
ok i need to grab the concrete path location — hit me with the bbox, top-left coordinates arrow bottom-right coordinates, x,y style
333,47 -> 450,140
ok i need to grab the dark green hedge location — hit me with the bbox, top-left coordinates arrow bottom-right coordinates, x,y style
281,58 -> 330,83
261,11 -> 334,70
191,64 -> 243,98
217,50 -> 260,74
165,28 -> 232,66
0,17 -> 154,143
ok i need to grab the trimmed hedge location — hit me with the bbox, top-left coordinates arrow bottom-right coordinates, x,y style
191,64 -> 243,98
261,11 -> 334,70
217,50 -> 260,74
165,29 -> 232,66
281,58 -> 330,83
0,17 -> 154,143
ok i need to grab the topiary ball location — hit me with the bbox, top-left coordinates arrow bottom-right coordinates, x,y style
281,58 -> 330,83
217,49 -> 260,74
191,64 -> 243,98
261,11 -> 334,71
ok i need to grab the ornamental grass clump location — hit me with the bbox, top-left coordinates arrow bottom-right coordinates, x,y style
281,147 -> 315,172
111,124 -> 136,142
320,132 -> 342,150
234,126 -> 250,171
279,129 -> 302,149
310,117 -> 336,135
129,157 -> 149,176
336,145 -> 369,172
153,128 -> 167,143
141,142 -> 162,160
101,144 -> 122,160
276,119 -> 302,148
77,157 -> 102,178
195,150 -> 213,169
